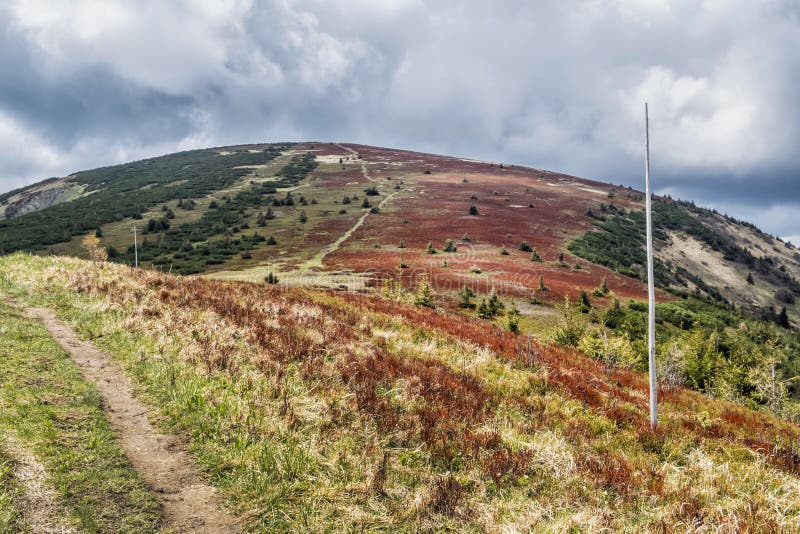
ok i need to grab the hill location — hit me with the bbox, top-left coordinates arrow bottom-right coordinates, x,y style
1,142 -> 798,316
1,142 -> 799,413
0,253 -> 798,531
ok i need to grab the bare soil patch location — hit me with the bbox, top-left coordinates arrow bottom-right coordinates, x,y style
3,434 -> 76,533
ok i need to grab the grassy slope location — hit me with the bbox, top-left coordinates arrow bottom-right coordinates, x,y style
4,142 -> 797,321
0,299 -> 163,532
0,145 -> 290,253
568,198 -> 800,315
0,448 -> 24,532
1,253 -> 799,532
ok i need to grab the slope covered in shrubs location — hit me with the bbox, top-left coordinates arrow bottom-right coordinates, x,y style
1,253 -> 799,531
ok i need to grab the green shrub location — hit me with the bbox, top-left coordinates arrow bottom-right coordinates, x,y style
458,286 -> 475,308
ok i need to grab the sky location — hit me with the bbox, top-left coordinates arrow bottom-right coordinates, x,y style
1,0 -> 798,243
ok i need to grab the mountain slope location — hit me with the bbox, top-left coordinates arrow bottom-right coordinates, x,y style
2,142 -> 800,415
0,253 -> 798,531
2,142 -> 797,315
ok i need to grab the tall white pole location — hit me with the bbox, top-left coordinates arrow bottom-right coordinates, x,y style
645,103 -> 658,428
132,225 -> 139,268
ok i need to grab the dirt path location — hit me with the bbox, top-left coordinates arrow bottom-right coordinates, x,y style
299,144 -> 399,269
27,307 -> 240,534
336,143 -> 376,183
302,189 -> 399,269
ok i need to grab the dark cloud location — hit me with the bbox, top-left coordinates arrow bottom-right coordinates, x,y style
0,0 -> 798,242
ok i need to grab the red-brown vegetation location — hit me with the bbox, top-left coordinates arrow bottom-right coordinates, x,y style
64,263 -> 800,490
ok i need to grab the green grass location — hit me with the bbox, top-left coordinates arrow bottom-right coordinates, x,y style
0,299 -> 163,533
2,253 -> 799,532
0,450 -> 24,532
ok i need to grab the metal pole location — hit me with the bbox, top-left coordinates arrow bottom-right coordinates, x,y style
133,225 -> 139,268
645,103 -> 658,428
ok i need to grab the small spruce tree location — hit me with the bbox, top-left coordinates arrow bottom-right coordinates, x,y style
426,241 -> 436,254
530,248 -> 542,262
487,289 -> 504,316
538,276 -> 548,292
106,245 -> 119,259
593,276 -> 609,296
506,301 -> 521,334
443,239 -> 457,252
414,274 -> 435,308
778,307 -> 790,328
603,298 -> 625,329
476,298 -> 491,319
469,205 -> 479,215
578,290 -> 592,313
458,286 -> 475,308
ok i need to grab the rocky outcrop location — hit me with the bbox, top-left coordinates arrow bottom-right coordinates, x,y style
4,180 -> 68,219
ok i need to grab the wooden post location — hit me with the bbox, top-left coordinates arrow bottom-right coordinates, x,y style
645,103 -> 658,428
132,225 -> 139,268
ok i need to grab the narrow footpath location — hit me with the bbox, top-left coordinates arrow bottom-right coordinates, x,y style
28,307 -> 239,533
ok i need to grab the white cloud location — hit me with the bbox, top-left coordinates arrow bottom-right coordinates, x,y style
0,110 -> 62,185
784,235 -> 800,247
0,0 -> 798,239
0,106 -> 213,191
8,0 -> 264,94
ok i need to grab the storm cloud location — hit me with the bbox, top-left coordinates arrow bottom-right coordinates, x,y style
1,0 -> 798,241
